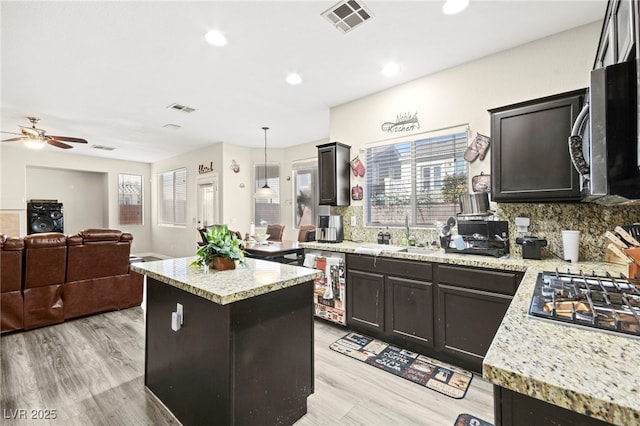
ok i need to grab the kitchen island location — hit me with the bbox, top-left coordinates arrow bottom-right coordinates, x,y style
131,257 -> 322,426
300,241 -> 640,425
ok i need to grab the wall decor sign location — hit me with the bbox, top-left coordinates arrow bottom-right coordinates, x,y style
198,161 -> 214,174
381,112 -> 420,133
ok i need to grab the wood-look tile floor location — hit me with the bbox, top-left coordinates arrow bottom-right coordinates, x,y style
0,307 -> 493,426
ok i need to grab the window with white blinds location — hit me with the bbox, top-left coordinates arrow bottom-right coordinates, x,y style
254,164 -> 280,226
366,132 -> 468,227
158,168 -> 187,226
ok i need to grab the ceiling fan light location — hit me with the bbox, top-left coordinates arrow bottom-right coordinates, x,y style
24,139 -> 45,150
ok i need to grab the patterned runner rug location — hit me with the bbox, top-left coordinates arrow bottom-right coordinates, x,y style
454,413 -> 494,426
330,332 -> 473,399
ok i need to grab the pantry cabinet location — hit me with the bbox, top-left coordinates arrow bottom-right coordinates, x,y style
317,142 -> 351,206
489,89 -> 586,202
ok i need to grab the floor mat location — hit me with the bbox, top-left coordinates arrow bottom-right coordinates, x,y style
454,413 -> 494,426
330,332 -> 473,399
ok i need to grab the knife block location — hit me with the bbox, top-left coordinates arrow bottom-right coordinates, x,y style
625,247 -> 640,281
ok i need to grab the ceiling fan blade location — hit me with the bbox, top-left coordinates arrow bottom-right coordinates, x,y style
1,137 -> 26,142
46,139 -> 73,149
0,130 -> 21,135
49,135 -> 88,144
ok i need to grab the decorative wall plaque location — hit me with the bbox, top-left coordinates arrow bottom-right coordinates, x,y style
381,112 -> 420,133
198,161 -> 214,174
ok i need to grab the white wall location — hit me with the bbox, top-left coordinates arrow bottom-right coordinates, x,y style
1,22 -> 602,255
0,145 -> 152,253
26,166 -> 108,234
330,22 -> 601,210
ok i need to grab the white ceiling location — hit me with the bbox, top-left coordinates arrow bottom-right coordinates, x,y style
1,0 -> 606,163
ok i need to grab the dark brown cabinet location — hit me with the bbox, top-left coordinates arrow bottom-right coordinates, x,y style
347,268 -> 385,333
317,142 -> 351,206
345,255 -> 522,372
490,89 -> 586,202
386,276 -> 433,348
435,265 -> 522,372
494,386 -> 613,426
595,0 -> 636,68
346,254 -> 434,348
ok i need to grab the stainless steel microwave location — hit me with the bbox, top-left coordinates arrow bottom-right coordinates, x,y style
569,59 -> 640,205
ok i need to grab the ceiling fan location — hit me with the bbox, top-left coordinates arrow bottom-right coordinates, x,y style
1,116 -> 88,149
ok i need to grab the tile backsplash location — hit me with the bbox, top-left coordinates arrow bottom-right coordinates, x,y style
332,203 -> 640,262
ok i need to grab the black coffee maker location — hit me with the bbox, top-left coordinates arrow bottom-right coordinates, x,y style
515,236 -> 547,260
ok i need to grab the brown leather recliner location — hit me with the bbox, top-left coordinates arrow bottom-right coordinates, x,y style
1,235 -> 25,333
64,229 -> 143,320
23,232 -> 67,329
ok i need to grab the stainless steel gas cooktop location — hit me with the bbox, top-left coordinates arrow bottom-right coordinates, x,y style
529,270 -> 640,337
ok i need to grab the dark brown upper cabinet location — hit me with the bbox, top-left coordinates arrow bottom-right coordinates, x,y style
489,89 -> 586,202
594,0 -> 637,69
317,142 -> 351,206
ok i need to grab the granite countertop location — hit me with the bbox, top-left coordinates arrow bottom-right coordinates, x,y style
131,257 -> 322,305
300,241 -> 640,425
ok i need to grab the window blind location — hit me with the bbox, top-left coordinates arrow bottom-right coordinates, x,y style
366,132 -> 468,226
159,168 -> 187,225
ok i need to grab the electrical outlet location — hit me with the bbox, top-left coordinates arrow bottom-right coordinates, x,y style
176,303 -> 184,325
351,216 -> 357,226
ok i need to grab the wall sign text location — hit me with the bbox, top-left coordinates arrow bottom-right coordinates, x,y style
198,162 -> 214,174
381,112 -> 420,133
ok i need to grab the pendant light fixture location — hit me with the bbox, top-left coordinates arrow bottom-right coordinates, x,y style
254,126 -> 277,199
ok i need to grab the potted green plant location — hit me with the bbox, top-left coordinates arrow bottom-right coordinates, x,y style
193,225 -> 245,270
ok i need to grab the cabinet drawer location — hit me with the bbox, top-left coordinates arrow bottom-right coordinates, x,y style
437,265 -> 521,295
347,254 -> 432,281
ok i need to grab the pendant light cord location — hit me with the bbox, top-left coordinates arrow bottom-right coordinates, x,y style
262,126 -> 269,186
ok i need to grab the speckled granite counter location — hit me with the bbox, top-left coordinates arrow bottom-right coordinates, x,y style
131,256 -> 322,305
301,241 -> 640,425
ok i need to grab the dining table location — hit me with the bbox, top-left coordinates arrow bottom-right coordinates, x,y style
243,240 -> 304,265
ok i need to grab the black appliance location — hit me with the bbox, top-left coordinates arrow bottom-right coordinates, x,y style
27,201 -> 64,234
569,59 -> 640,205
529,270 -> 640,337
515,236 -> 547,260
444,220 -> 509,258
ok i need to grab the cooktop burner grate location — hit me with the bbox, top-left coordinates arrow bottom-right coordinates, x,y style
529,269 -> 640,337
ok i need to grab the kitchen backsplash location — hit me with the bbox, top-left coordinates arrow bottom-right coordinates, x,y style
331,203 -> 640,262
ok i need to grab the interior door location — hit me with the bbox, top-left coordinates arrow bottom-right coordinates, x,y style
197,175 -> 218,231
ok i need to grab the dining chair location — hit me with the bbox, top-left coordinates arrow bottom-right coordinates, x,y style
297,225 -> 315,242
198,226 -> 242,247
265,224 -> 285,242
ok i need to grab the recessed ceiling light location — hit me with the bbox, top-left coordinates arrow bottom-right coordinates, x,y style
286,73 -> 302,85
381,63 -> 400,77
442,0 -> 469,15
205,30 -> 227,46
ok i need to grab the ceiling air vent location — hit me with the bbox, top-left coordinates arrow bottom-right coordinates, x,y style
92,145 -> 116,151
167,103 -> 196,113
322,0 -> 373,34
